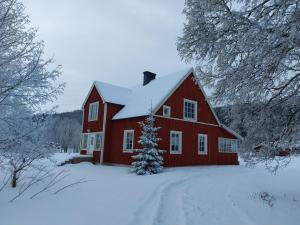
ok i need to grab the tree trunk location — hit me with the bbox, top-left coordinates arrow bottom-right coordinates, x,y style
11,171 -> 17,188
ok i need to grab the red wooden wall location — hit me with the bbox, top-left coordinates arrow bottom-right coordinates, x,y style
82,86 -> 104,133
156,74 -> 218,125
104,73 -> 238,166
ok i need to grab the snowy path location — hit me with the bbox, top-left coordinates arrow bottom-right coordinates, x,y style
130,167 -> 257,225
1,157 -> 300,225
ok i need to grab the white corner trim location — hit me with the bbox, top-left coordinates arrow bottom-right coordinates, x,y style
221,125 -> 244,141
170,131 -> 182,154
100,103 -> 107,163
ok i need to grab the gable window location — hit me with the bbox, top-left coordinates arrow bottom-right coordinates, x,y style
88,102 -> 99,121
163,105 -> 171,117
170,131 -> 182,154
198,134 -> 208,155
218,138 -> 238,153
123,130 -> 134,152
81,134 -> 88,149
184,99 -> 197,121
95,133 -> 103,150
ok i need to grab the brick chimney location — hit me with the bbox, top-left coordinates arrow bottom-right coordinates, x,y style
143,71 -> 156,86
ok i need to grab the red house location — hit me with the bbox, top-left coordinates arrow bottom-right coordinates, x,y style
80,68 -> 241,166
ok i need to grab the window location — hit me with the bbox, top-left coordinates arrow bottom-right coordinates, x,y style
218,138 -> 238,153
81,134 -> 88,149
123,130 -> 134,152
88,102 -> 99,121
198,134 -> 208,155
95,133 -> 103,150
170,131 -> 182,154
184,99 -> 197,121
163,105 -> 171,117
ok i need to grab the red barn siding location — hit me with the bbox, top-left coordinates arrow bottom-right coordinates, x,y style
81,71 -> 239,167
107,116 -> 238,166
102,103 -> 124,163
156,74 -> 218,125
82,87 -> 104,133
108,117 -> 145,164
155,117 -> 238,166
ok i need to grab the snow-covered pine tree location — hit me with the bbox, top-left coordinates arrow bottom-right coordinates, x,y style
131,113 -> 164,175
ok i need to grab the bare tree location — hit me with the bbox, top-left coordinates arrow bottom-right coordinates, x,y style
177,0 -> 300,171
48,117 -> 81,153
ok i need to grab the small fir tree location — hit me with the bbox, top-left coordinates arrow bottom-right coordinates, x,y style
131,113 -> 164,175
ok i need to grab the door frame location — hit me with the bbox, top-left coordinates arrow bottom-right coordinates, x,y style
87,133 -> 96,154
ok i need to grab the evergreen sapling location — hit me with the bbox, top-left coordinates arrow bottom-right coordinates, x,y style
131,114 -> 164,175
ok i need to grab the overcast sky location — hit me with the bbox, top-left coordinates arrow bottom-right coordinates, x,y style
23,0 -> 192,112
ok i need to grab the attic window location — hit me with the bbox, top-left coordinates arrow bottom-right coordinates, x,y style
163,105 -> 171,117
88,102 -> 99,121
184,99 -> 197,121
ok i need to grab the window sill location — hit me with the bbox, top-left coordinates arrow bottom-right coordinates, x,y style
123,149 -> 133,153
218,151 -> 237,154
198,152 -> 208,155
88,119 -> 98,122
170,151 -> 182,155
183,117 -> 197,122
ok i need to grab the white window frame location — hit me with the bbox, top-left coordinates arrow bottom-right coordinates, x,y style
123,130 -> 134,153
183,98 -> 197,121
88,101 -> 99,121
163,105 -> 171,117
170,131 -> 182,154
81,132 -> 103,151
198,134 -> 208,155
95,132 -> 104,150
81,133 -> 88,149
218,138 -> 238,153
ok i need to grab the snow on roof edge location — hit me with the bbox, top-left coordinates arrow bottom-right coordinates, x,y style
112,67 -> 194,120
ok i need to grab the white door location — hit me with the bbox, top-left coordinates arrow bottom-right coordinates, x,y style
88,134 -> 95,154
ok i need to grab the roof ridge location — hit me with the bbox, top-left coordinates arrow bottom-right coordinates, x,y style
94,80 -> 131,91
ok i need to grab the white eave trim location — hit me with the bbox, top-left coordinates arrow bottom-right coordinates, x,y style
221,125 -> 244,141
153,68 -> 222,126
152,67 -> 193,115
81,82 -> 105,109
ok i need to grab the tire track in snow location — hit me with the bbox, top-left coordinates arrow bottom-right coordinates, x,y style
128,173 -> 201,225
181,168 -> 257,225
128,179 -> 171,225
129,168 -> 257,225
224,175 -> 256,225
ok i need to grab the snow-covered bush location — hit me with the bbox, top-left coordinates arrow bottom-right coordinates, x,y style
47,116 -> 81,153
131,114 -> 164,175
0,105 -> 58,188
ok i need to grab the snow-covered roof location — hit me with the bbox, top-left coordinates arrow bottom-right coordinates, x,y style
84,67 -> 242,140
112,68 -> 194,120
94,81 -> 131,105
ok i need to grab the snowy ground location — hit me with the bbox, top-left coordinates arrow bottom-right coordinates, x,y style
1,154 -> 300,225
